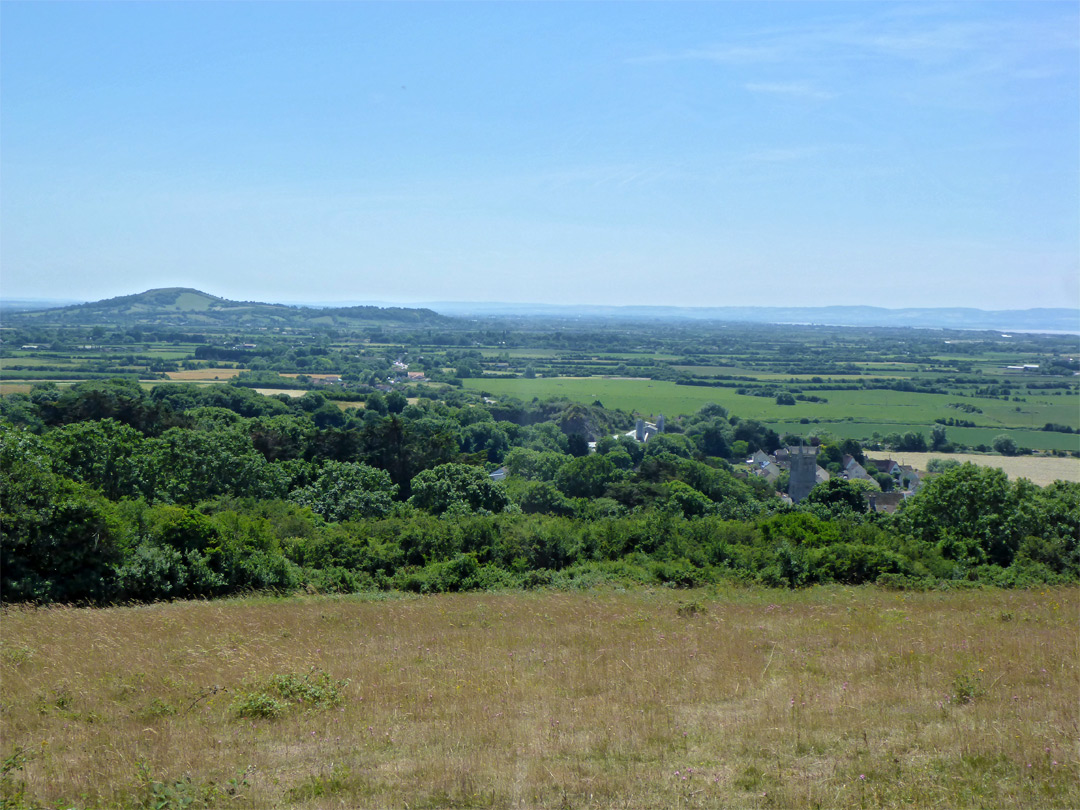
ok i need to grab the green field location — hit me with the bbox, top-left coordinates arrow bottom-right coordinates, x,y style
671,366 -> 907,381
465,377 -> 1080,451
466,377 -> 1078,426
5,309 -> 1076,459
0,357 -> 84,369
771,422 -> 1080,452
141,350 -> 193,360
466,376 -> 720,415
479,349 -> 683,362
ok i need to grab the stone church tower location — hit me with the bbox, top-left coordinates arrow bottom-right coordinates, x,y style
787,444 -> 819,503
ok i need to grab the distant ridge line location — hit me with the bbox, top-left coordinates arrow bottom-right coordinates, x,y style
414,302 -> 1080,332
4,289 -> 1077,332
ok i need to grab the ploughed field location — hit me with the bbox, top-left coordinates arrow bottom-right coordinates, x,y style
2,586 -> 1076,809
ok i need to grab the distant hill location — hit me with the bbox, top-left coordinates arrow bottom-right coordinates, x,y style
6,288 -> 452,328
421,302 -> 1080,332
6,289 -> 1077,332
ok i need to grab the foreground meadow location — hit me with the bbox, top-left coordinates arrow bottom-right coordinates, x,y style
1,587 -> 1076,809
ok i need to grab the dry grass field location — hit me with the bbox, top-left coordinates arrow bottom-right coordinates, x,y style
164,369 -> 242,381
251,388 -> 306,398
0,383 -> 35,396
865,452 -> 1080,486
1,587 -> 1076,809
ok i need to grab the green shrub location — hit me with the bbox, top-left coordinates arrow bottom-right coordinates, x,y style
231,691 -> 288,720
952,672 -> 984,704
231,667 -> 348,720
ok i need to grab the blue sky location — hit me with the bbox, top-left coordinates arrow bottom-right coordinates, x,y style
2,1 -> 1077,309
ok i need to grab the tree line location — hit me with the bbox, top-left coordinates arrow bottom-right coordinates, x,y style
2,379 -> 1076,604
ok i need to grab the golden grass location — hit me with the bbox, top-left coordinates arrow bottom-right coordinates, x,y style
1,587 -> 1076,809
251,388 -> 306,398
865,451 -> 1080,486
164,369 -> 242,381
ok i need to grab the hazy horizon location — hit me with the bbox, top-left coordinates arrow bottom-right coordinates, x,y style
5,285 -> 1078,318
2,2 -> 1077,309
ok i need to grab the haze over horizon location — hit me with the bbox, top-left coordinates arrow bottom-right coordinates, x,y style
2,2 -> 1077,310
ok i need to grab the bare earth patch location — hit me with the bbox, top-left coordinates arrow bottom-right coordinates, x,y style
1,587 -> 1075,809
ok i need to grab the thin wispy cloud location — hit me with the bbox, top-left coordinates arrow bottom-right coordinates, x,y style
3,2 -> 1073,309
535,164 -> 679,191
847,15 -> 1078,69
744,81 -> 835,100
742,146 -> 822,164
628,44 -> 783,65
631,8 -> 1077,81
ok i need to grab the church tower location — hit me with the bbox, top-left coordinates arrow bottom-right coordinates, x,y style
787,444 -> 819,503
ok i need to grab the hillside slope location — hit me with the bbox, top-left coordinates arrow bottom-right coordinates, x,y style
8,287 -> 451,328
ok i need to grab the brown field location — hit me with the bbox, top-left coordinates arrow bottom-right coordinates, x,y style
866,451 -> 1080,486
251,388 -> 306,398
0,382 -> 35,395
164,369 -> 242,381
1,587 -> 1075,809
